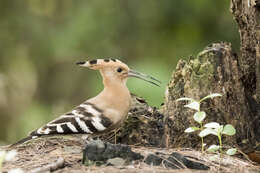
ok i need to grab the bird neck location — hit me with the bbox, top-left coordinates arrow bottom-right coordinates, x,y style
102,78 -> 130,100
102,76 -> 131,107
88,69 -> 131,116
86,72 -> 131,125
103,77 -> 126,88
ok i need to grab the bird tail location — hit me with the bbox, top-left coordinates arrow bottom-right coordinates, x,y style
10,135 -> 38,147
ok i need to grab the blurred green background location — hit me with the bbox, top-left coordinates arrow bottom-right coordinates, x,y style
0,0 -> 239,144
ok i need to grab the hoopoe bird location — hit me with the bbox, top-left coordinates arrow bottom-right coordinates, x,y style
13,58 -> 160,145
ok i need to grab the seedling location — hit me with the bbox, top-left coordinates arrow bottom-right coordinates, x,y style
177,93 -> 237,156
177,93 -> 222,152
200,122 -> 236,155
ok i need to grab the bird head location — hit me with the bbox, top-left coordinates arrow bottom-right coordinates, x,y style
76,58 -> 161,86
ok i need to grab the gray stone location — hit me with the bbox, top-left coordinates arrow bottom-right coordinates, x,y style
107,157 -> 126,166
82,140 -> 143,164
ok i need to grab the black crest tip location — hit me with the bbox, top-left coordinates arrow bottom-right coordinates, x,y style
76,61 -> 86,65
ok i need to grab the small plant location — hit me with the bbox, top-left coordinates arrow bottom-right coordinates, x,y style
177,93 -> 222,152
200,122 -> 237,156
177,93 -> 237,156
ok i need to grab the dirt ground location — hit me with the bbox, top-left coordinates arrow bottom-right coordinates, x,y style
1,135 -> 259,173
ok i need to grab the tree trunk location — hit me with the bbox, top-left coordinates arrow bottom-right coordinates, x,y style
163,0 -> 260,151
231,0 -> 260,137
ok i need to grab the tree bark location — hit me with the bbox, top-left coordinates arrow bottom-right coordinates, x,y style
230,0 -> 260,138
163,0 -> 260,151
227,0 -> 260,148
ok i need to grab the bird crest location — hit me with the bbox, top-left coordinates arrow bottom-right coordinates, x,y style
76,58 -> 128,70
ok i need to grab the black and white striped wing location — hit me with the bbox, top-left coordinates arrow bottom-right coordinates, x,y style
30,102 -> 112,137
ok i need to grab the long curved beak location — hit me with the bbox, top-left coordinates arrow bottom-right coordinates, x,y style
128,70 -> 161,87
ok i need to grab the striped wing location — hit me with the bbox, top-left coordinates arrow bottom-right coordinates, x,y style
30,102 -> 112,137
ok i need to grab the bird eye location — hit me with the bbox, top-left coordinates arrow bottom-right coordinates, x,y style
117,67 -> 123,73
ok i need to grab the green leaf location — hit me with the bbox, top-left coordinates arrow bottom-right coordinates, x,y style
185,127 -> 200,133
217,125 -> 224,134
204,122 -> 220,129
176,97 -> 194,102
199,128 -> 216,137
226,148 -> 237,155
222,124 -> 236,136
207,145 -> 220,153
209,155 -> 219,161
200,93 -> 222,102
184,101 -> 200,111
193,111 -> 206,123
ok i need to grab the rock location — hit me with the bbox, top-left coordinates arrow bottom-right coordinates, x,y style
82,140 -> 143,164
82,140 -> 106,162
166,152 -> 209,170
144,154 -> 163,166
162,156 -> 182,169
144,152 -> 209,170
107,157 -> 125,166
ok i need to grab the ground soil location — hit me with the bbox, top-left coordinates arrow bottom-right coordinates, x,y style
1,135 -> 260,173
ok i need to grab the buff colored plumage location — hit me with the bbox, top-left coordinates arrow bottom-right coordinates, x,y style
13,58 -> 160,145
